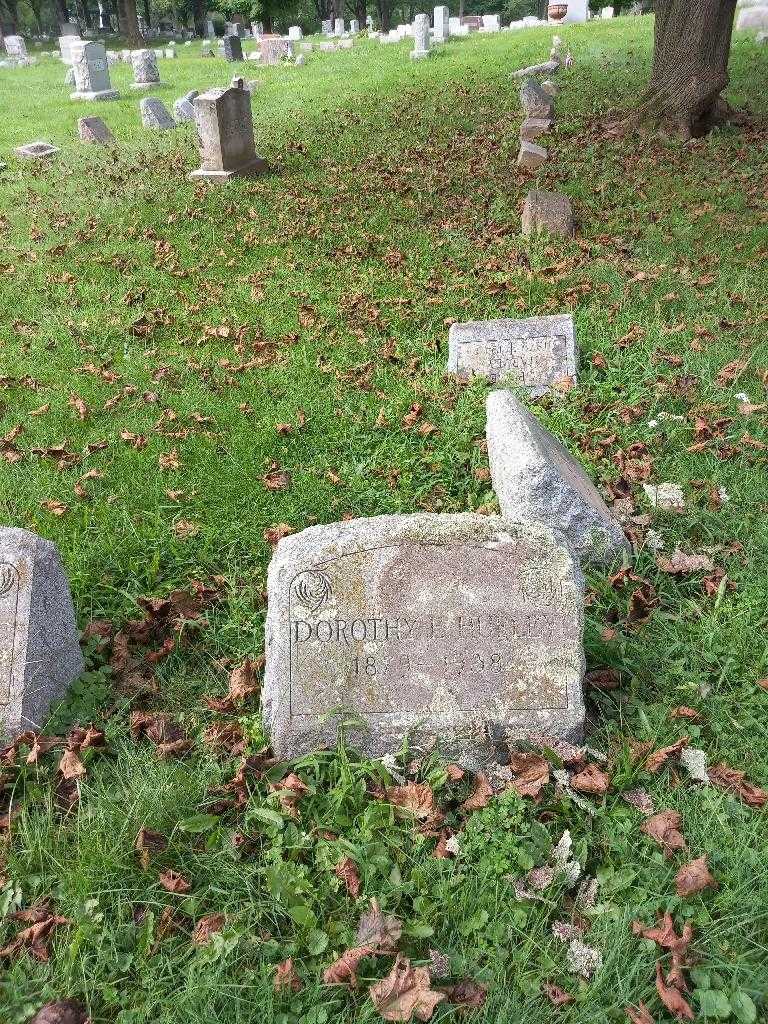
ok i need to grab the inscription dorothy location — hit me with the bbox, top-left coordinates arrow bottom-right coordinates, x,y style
264,515 -> 586,763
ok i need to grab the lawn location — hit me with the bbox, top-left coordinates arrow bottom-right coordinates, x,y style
1,16 -> 768,1024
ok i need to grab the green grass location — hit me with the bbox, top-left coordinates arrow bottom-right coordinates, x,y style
1,17 -> 768,1024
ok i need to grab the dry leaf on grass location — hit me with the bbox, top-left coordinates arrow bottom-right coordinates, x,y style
135,827 -> 168,870
356,900 -> 403,951
641,810 -> 686,857
570,763 -> 610,796
459,772 -> 493,812
507,752 -> 550,798
543,981 -> 575,1007
655,962 -> 694,1021
708,762 -> 768,807
270,772 -> 310,817
675,855 -> 717,898
645,737 -> 689,774
335,856 -> 362,898
442,978 -> 487,1010
158,869 -> 192,894
27,1000 -> 91,1024
384,783 -> 444,833
323,945 -> 374,987
274,957 -> 302,993
192,913 -> 225,945
625,1003 -> 654,1024
369,955 -> 446,1021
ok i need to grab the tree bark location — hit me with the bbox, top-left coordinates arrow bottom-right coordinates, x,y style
191,0 -> 205,36
2,0 -> 20,32
636,0 -> 738,138
54,0 -> 70,28
117,0 -> 142,43
376,0 -> 391,31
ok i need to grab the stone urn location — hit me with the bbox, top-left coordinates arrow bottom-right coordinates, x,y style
548,3 -> 568,20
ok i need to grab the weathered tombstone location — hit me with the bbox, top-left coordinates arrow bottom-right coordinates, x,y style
410,12 -> 430,58
58,33 -> 81,63
188,83 -> 268,182
288,25 -> 303,40
520,116 -> 552,141
481,13 -> 501,31
448,15 -> 462,34
14,141 -> 60,159
61,21 -> 80,35
140,96 -> 174,129
433,5 -> 449,42
78,115 -> 114,143
260,34 -> 289,64
486,391 -> 628,565
165,46 -> 177,58
338,37 -> 353,48
205,18 -> 215,36
263,514 -> 585,762
517,140 -> 548,169
201,41 -> 215,57
5,35 -> 29,63
70,41 -> 119,100
349,18 -> 360,33
222,34 -> 244,61
130,48 -> 161,88
601,5 -> 614,16
521,190 -> 574,237
736,5 -> 768,28
0,528 -> 84,738
321,18 -> 333,33
447,313 -> 577,395
171,89 -> 197,122
296,52 -> 306,66
521,77 -> 554,118
334,17 -> 345,35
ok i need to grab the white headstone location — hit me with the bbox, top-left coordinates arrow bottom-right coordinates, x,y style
410,12 -> 430,57
433,5 -> 449,42
601,6 -> 614,16
349,18 -> 360,33
58,34 -> 81,63
4,35 -> 29,63
334,17 -> 345,35
481,13 -> 501,31
447,314 -> 577,396
70,41 -> 119,100
264,514 -> 586,763
288,25 -> 303,39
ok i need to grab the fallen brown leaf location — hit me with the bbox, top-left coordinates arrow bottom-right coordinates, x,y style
507,752 -> 550,799
27,1000 -> 90,1024
369,954 -> 446,1021
323,945 -> 374,987
708,762 -> 768,808
335,856 -> 362,898
158,869 -> 192,894
459,772 -> 493,812
543,981 -> 575,1007
645,737 -> 689,774
625,1003 -> 654,1024
275,957 -> 302,993
641,810 -> 687,857
356,900 -> 402,951
570,763 -> 610,796
655,962 -> 694,1020
675,855 -> 716,898
192,913 -> 225,945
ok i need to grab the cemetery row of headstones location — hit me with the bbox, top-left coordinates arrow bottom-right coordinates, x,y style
3,297 -> 632,767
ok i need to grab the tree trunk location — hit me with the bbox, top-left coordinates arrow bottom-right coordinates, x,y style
141,0 -> 150,28
636,0 -> 738,138
119,0 -> 142,44
3,0 -> 20,32
191,0 -> 205,36
376,0 -> 391,30
54,0 -> 70,28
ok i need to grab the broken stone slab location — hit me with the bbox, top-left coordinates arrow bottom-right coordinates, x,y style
486,390 -> 630,566
173,89 -> 198,122
0,528 -> 84,739
447,313 -> 577,395
511,58 -> 560,79
14,141 -> 60,159
140,97 -> 175,129
521,190 -> 574,237
78,115 -> 114,143
520,77 -> 554,118
520,116 -> 552,141
263,513 -> 586,764
517,140 -> 548,169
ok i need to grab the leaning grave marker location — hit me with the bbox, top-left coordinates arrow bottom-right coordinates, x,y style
486,390 -> 629,565
188,82 -> 268,182
0,528 -> 83,739
70,41 -> 119,101
447,313 -> 577,396
263,513 -> 585,764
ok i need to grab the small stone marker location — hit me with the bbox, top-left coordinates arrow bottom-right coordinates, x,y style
59,34 -> 81,63
130,48 -> 161,88
260,34 -> 289,64
0,528 -> 84,738
334,17 -> 345,35
447,313 -> 577,395
223,35 -> 244,61
601,5 -> 614,15
173,90 -> 199,122
517,140 -> 547,170
288,25 -> 303,40
522,190 -> 574,237
321,18 -> 333,33
411,12 -> 431,58
78,115 -> 114,143
4,35 -> 29,63
188,82 -> 268,182
520,77 -> 554,118
350,18 -> 360,33
70,40 -> 118,100
140,97 -> 174,129
263,513 -> 585,762
14,140 -> 60,159
481,13 -> 500,31
486,391 -> 629,565
434,5 -> 450,42
520,116 -> 552,141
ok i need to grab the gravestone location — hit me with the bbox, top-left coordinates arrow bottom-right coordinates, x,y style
70,41 -> 119,100
5,35 -> 29,63
736,5 -> 768,28
222,34 -> 244,61
188,82 -> 268,182
517,140 -> 548,169
334,17 -> 345,35
78,115 -> 114,143
486,391 -> 629,565
263,514 -> 585,762
410,12 -> 430,58
58,34 -> 81,63
296,53 -> 306,66
321,18 -> 333,33
14,141 -> 60,159
448,15 -> 461,34
433,5 -> 449,42
61,21 -> 80,35
205,18 -> 215,35
130,48 -> 161,88
288,25 -> 303,39
201,41 -> 215,57
0,528 -> 84,739
520,116 -> 552,141
140,97 -> 174,128
447,313 -> 577,396
520,77 -> 554,118
601,6 -> 614,16
481,13 -> 501,30
260,34 -> 289,64
350,18 -> 360,33
173,89 -> 198,122
521,190 -> 574,237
